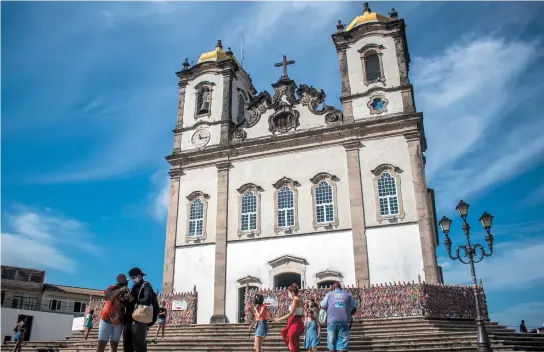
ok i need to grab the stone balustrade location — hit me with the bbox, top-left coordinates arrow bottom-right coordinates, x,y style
243,281 -> 488,324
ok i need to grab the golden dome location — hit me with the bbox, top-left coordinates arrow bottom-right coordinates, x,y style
197,40 -> 238,65
345,2 -> 390,32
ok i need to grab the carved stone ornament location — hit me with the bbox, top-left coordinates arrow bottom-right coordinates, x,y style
246,78 -> 343,128
268,107 -> 300,134
231,127 -> 247,143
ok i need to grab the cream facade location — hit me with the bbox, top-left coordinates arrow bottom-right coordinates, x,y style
163,3 -> 441,324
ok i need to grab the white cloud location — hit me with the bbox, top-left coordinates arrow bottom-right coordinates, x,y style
413,37 -> 544,211
1,207 -> 98,273
522,181 -> 544,206
223,2 -> 346,50
440,239 -> 544,291
147,170 -> 170,222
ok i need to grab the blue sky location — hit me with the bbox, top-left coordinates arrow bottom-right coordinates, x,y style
2,1 -> 544,329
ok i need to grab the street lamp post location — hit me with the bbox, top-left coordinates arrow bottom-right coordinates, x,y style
438,200 -> 495,352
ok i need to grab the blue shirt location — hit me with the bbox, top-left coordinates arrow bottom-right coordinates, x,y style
320,288 -> 356,324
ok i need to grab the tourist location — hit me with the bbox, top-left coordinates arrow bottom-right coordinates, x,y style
253,293 -> 268,352
11,317 -> 27,352
124,267 -> 154,352
304,311 -> 320,352
84,309 -> 95,340
275,283 -> 305,352
154,302 -> 167,340
520,320 -> 528,333
97,274 -> 132,352
307,298 -> 319,318
320,282 -> 357,352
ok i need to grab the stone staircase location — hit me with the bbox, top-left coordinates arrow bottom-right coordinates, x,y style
5,318 -> 544,351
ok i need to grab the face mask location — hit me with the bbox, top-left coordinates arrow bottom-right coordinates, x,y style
132,276 -> 141,284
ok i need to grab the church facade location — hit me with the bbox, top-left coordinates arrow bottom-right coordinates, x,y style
162,3 -> 442,324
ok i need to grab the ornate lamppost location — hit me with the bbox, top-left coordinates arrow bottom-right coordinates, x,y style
438,200 -> 495,352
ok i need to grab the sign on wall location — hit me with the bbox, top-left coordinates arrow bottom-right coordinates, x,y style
264,296 -> 277,307
171,300 -> 188,311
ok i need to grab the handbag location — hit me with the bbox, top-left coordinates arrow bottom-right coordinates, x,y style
318,308 -> 327,326
132,282 -> 153,324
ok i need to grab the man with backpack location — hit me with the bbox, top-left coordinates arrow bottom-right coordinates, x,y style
97,274 -> 132,352
320,282 -> 357,352
123,267 -> 158,352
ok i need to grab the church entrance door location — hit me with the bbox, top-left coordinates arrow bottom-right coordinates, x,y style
238,286 -> 247,323
274,272 -> 301,289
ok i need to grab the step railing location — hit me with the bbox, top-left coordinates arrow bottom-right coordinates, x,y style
244,281 -> 488,324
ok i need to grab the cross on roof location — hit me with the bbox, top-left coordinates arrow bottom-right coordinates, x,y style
274,55 -> 295,79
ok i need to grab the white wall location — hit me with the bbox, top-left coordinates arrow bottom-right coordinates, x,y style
228,146 -> 351,240
176,166 -> 218,245
346,35 -> 400,94
173,245 -> 216,324
225,231 -> 356,323
366,223 -> 424,284
359,136 -> 418,226
1,308 -> 74,342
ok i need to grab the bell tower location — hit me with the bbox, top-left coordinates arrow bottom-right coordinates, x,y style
332,3 -> 415,121
172,40 -> 256,152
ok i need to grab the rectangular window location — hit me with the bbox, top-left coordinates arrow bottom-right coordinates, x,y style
12,295 -> 39,310
1,291 -> 5,305
73,301 -> 86,313
49,299 -> 63,311
2,268 -> 16,280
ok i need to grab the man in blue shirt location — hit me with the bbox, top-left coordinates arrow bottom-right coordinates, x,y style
320,282 -> 357,352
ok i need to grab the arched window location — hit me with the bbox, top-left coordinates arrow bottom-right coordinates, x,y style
377,172 -> 399,216
359,45 -> 386,86
241,191 -> 257,232
197,88 -> 211,115
315,181 -> 334,224
310,173 -> 339,229
277,186 -> 295,228
365,52 -> 381,82
188,199 -> 204,237
237,93 -> 246,123
185,191 -> 209,241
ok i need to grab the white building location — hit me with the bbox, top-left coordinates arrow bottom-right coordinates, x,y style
162,3 -> 442,324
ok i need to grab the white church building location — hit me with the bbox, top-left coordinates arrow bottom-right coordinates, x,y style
162,3 -> 442,324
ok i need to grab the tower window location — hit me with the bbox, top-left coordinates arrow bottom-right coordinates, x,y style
196,88 -> 211,115
365,53 -> 381,82
367,95 -> 389,115
193,81 -> 215,119
237,93 -> 246,123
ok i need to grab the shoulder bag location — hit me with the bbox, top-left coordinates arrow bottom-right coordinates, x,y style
132,281 -> 153,324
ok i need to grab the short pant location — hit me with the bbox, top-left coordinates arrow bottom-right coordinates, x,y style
327,322 -> 350,351
98,320 -> 123,342
255,320 -> 268,337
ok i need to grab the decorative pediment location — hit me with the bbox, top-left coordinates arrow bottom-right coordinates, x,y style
244,78 -> 343,130
237,183 -> 265,194
186,191 -> 210,201
309,172 -> 340,184
237,275 -> 262,285
268,255 -> 309,268
370,163 -> 402,176
315,269 -> 344,280
272,177 -> 300,189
